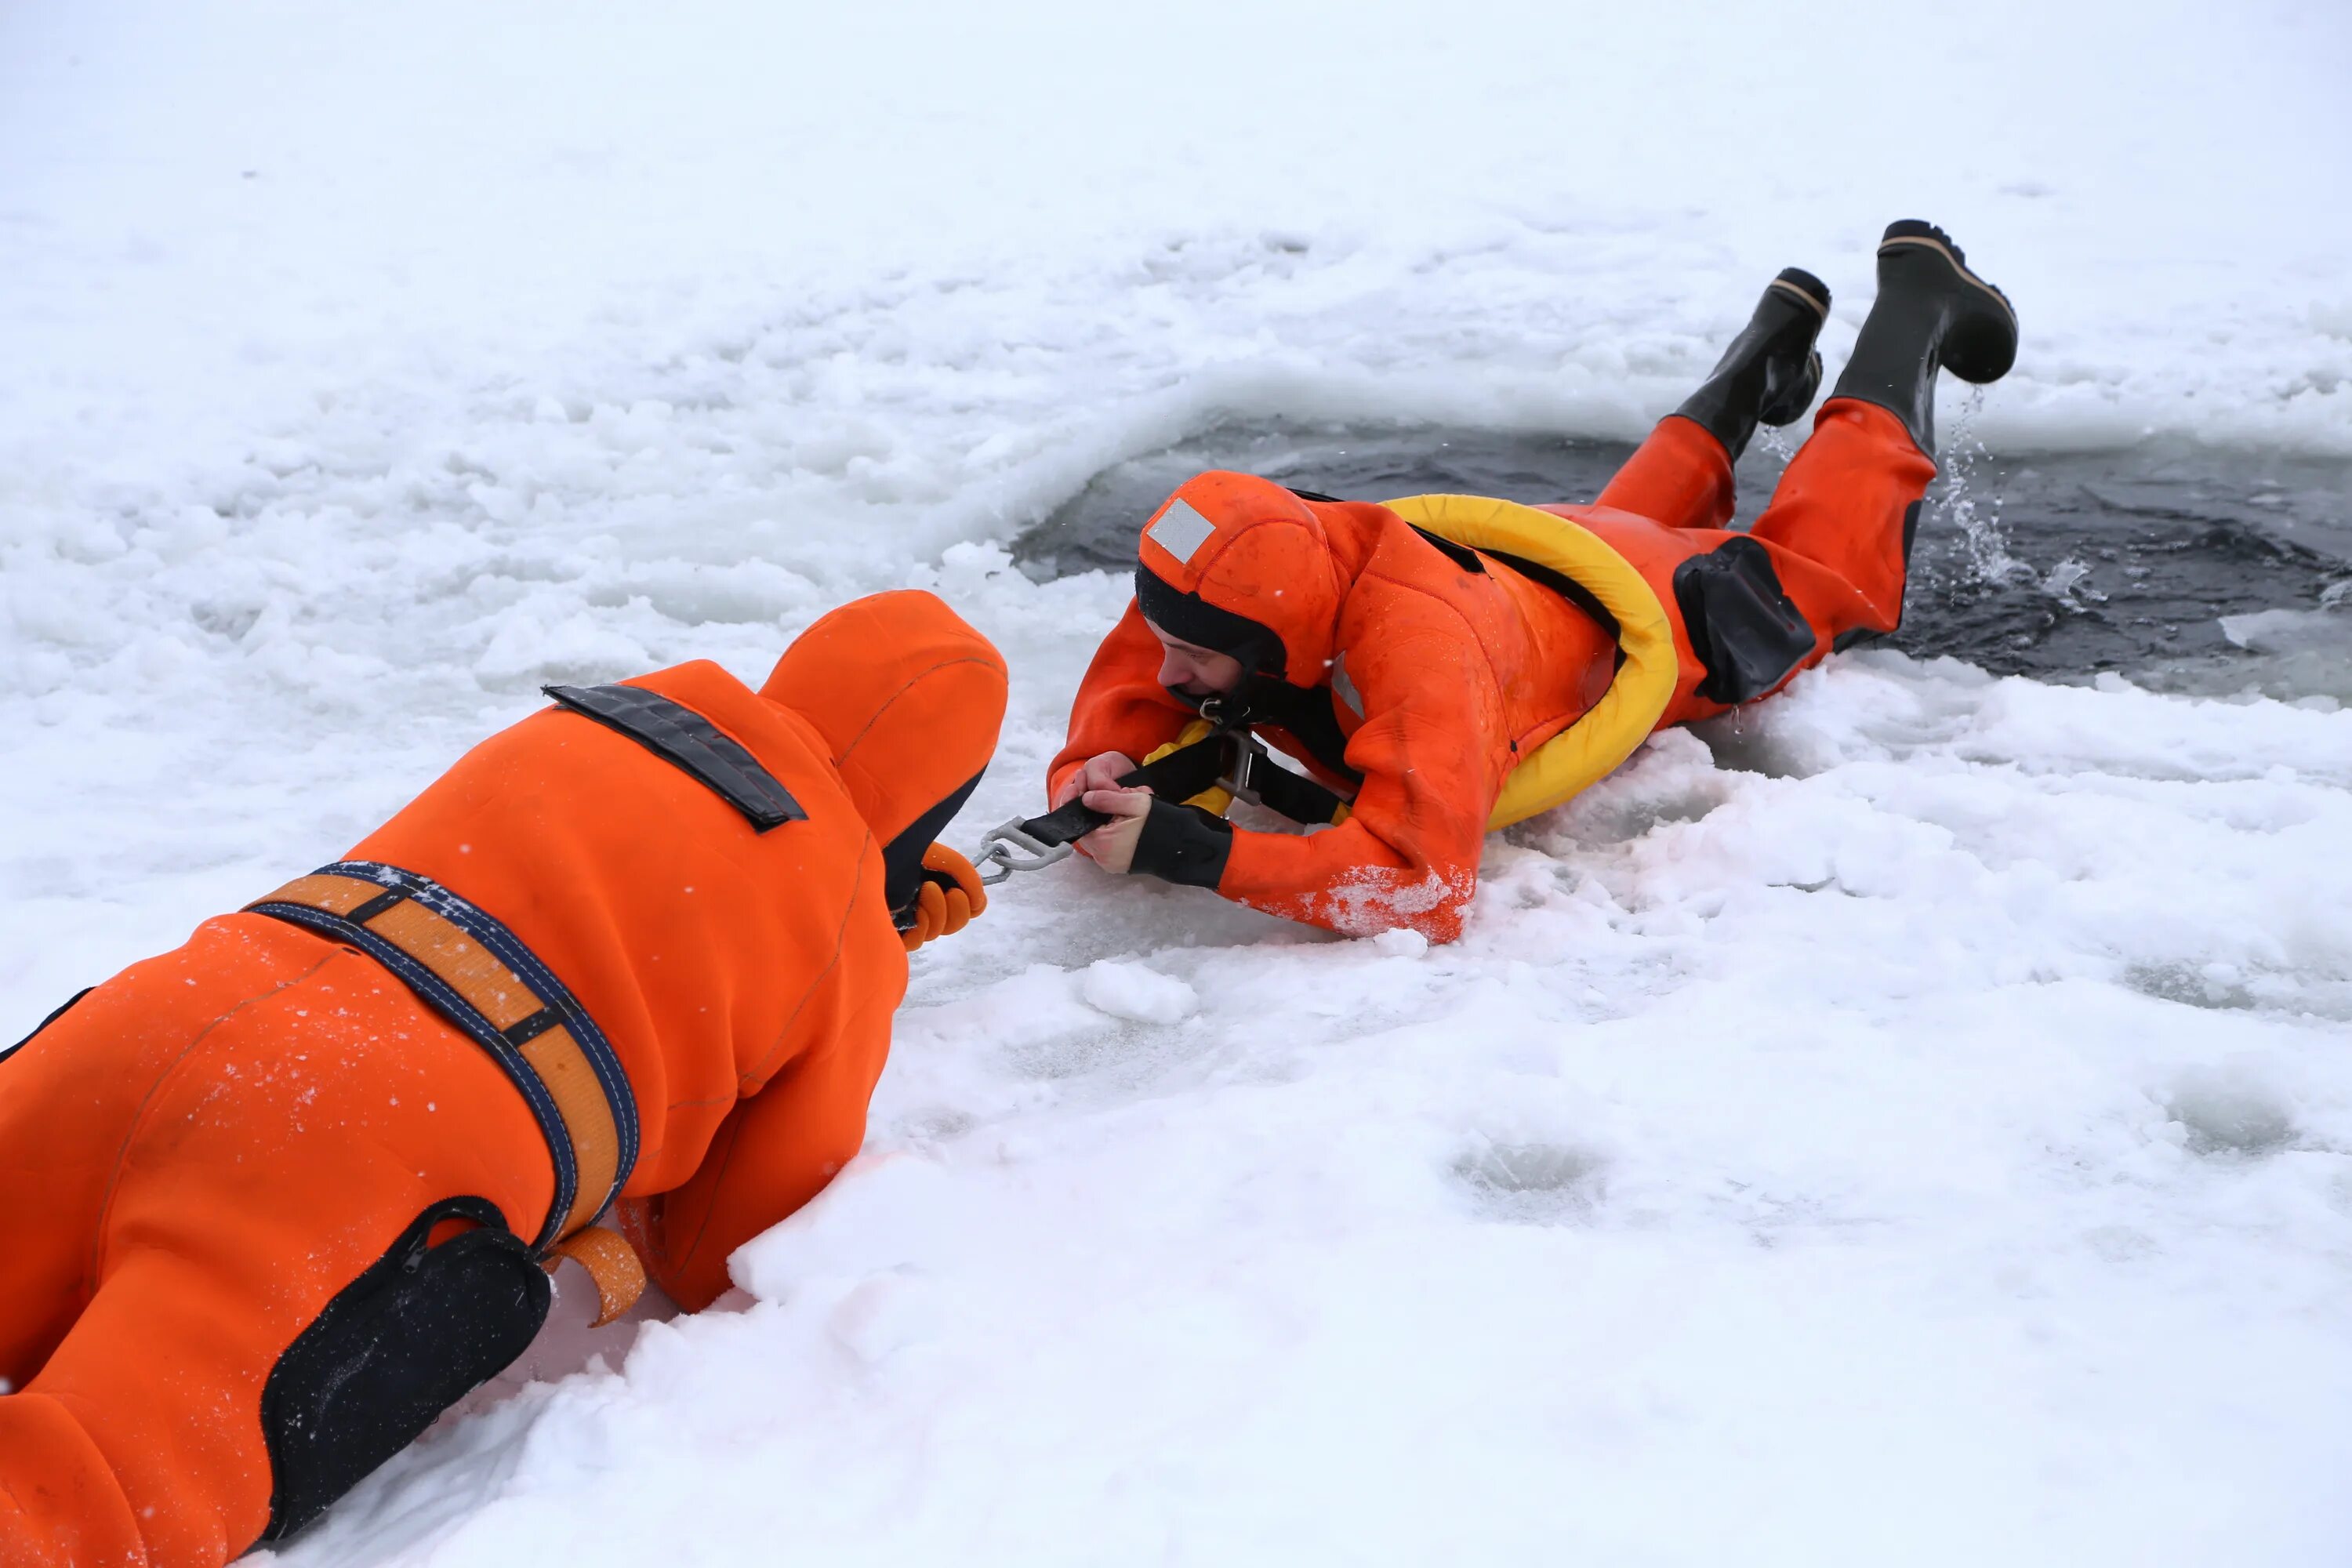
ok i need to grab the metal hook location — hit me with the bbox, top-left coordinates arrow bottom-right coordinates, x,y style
971,818 -> 1075,886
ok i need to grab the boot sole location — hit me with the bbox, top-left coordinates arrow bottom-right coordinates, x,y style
1877,224 -> 2018,384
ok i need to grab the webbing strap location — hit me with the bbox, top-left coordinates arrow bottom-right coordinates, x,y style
545,1225 -> 648,1327
1020,734 -> 1243,848
1018,729 -> 1351,850
247,862 -> 640,1254
1239,750 -> 1350,827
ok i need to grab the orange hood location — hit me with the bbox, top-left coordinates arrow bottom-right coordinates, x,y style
760,590 -> 1007,909
1132,470 -> 1392,687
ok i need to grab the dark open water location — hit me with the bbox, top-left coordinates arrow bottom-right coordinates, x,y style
1012,418 -> 2352,702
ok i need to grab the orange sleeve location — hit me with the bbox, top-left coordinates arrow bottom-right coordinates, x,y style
1047,600 -> 1196,804
628,973 -> 898,1311
1218,616 -> 1510,943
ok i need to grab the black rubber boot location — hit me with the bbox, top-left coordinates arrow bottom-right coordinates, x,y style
1830,220 -> 2018,456
1672,267 -> 1831,461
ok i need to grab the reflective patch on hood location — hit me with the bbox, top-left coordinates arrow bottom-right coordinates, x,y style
1146,497 -> 1217,566
1330,651 -> 1365,718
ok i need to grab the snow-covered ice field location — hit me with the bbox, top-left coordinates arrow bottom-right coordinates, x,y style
5,2 -> 2351,1563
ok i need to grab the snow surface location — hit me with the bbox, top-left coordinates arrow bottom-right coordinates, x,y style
4,2 -> 2351,1563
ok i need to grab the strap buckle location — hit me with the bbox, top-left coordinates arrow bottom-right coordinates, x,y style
972,817 -> 1075,885
1214,732 -> 1269,808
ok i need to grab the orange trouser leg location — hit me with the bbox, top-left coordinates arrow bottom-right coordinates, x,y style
1592,414 -> 1737,532
0,1395 -> 144,1568
1741,397 -> 1936,641
1566,399 -> 1936,728
0,915 -> 553,1568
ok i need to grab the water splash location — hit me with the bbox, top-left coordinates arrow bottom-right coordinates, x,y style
1932,388 -> 2033,586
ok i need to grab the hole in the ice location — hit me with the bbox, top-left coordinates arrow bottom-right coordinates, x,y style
1452,1140 -> 1607,1223
2165,1066 -> 2297,1157
1011,420 -> 2351,695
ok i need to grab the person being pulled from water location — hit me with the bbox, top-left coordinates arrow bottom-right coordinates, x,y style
0,591 -> 1004,1567
1049,220 -> 2016,942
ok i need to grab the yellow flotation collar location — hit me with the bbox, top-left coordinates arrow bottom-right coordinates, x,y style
1382,494 -> 1677,829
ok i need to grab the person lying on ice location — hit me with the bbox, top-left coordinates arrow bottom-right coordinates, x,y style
0,590 -> 1004,1567
1048,220 -> 2016,942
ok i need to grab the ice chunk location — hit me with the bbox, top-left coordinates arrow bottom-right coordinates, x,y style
1077,959 -> 1197,1025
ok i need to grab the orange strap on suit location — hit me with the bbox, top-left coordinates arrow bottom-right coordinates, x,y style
1052,400 -> 1936,941
245,860 -> 651,1325
246,861 -> 639,1253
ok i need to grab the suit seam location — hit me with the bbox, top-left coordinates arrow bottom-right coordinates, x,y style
830,656 -> 1000,770
664,1113 -> 745,1279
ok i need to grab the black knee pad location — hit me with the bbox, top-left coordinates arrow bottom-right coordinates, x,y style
1673,537 -> 1820,705
258,1196 -> 550,1543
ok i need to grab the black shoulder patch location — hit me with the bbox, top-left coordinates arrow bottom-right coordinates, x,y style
544,684 -> 805,831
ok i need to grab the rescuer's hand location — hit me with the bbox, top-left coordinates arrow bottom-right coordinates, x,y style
1052,752 -> 1138,811
902,843 -> 990,952
1076,785 -> 1154,874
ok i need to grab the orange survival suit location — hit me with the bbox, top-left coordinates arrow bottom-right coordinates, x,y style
0,590 -> 1005,1567
1051,401 -> 1934,942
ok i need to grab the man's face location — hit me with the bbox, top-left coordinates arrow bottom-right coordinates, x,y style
1145,619 -> 1246,698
